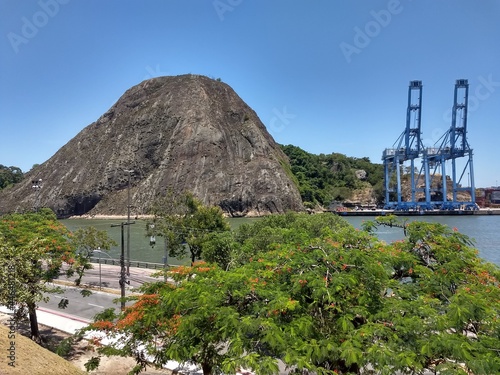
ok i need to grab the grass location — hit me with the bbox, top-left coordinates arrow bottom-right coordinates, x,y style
0,322 -> 85,375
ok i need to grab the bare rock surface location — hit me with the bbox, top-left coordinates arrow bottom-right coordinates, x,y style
0,75 -> 303,217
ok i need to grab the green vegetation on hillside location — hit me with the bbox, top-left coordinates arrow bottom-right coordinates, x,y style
0,165 -> 24,190
280,145 -> 384,207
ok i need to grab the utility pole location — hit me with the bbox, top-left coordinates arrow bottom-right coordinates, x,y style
111,221 -> 135,311
163,237 -> 168,282
124,169 -> 134,275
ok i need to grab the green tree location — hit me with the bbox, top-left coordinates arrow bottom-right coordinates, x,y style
363,218 -> 500,374
201,231 -> 238,271
66,226 -> 117,286
148,191 -> 230,265
0,164 -> 24,189
84,214 -> 500,374
0,209 -> 73,342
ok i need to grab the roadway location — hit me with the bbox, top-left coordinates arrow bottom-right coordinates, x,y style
40,263 -> 163,321
57,261 -> 162,289
39,286 -> 119,322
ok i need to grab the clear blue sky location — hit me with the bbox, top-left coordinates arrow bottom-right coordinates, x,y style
1,0 -> 499,188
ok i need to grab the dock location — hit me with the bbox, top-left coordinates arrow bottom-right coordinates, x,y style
330,209 -> 500,217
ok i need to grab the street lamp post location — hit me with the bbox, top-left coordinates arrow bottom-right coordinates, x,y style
163,237 -> 168,282
148,224 -> 168,281
92,248 -> 112,290
124,170 -> 134,276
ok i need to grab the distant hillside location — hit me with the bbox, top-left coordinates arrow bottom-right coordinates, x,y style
281,144 -> 385,208
0,75 -> 303,217
0,142 -> 388,213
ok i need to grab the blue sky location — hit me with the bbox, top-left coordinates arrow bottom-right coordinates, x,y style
1,0 -> 499,188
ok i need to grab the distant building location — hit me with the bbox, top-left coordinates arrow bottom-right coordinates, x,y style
476,188 -> 500,207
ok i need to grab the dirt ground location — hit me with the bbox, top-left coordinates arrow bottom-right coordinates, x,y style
0,312 -> 172,375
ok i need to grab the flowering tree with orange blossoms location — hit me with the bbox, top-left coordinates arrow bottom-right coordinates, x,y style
85,214 -> 500,375
0,208 -> 73,342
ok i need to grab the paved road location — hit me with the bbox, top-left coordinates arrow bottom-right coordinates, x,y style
58,262 -> 163,290
40,263 -> 164,321
40,285 -> 121,321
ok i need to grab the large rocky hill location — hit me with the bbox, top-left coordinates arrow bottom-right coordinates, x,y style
0,75 -> 303,217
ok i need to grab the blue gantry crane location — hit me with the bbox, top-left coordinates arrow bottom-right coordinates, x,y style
423,79 -> 477,210
383,79 -> 477,211
382,80 -> 424,210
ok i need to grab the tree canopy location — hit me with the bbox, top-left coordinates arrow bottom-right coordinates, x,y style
281,145 -> 384,207
85,213 -> 500,375
67,226 -> 117,286
147,191 -> 230,265
0,209 -> 116,342
0,164 -> 24,190
0,209 -> 73,341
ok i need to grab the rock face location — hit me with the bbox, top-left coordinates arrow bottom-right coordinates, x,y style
0,75 -> 303,217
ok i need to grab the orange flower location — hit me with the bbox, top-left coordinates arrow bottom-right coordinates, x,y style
116,309 -> 144,329
91,320 -> 114,330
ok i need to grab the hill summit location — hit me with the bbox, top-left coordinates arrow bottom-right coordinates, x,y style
0,75 -> 303,217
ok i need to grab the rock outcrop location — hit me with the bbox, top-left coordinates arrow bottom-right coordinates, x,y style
0,75 -> 303,217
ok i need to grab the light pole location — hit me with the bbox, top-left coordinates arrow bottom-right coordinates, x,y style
111,221 -> 134,310
149,223 -> 168,281
124,170 -> 134,276
92,248 -> 112,290
163,237 -> 168,281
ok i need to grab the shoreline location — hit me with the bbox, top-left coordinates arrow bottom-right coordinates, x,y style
67,208 -> 500,220
67,214 -> 154,220
331,208 -> 500,216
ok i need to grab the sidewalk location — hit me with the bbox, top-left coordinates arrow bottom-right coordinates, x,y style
0,306 -> 89,335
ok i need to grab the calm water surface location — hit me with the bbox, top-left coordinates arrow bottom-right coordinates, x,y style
61,215 -> 499,266
345,215 -> 500,266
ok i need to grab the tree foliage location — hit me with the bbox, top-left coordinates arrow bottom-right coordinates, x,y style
147,191 -> 230,265
0,209 -> 73,342
66,226 -> 117,286
85,214 -> 500,375
0,164 -> 24,190
281,144 -> 384,206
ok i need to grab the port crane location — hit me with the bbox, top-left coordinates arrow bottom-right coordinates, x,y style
382,80 -> 424,210
423,79 -> 476,210
383,79 -> 477,211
